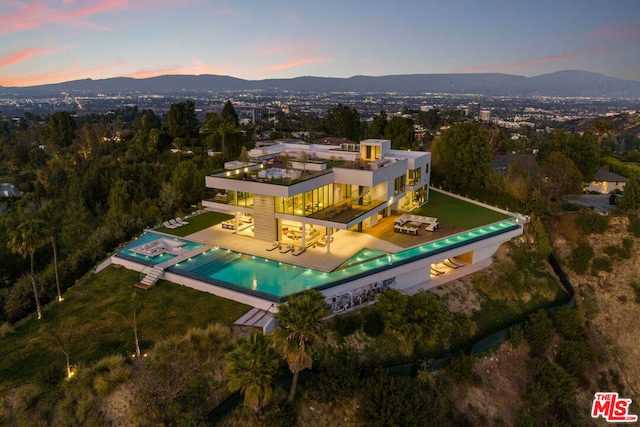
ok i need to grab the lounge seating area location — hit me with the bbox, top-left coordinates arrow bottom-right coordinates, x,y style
279,243 -> 294,254
222,215 -> 254,230
131,238 -> 185,256
316,235 -> 334,247
163,217 -> 189,229
292,245 -> 305,256
325,203 -> 352,219
393,222 -> 419,235
394,214 -> 439,233
281,225 -> 321,241
214,193 -> 228,203
257,168 -> 302,181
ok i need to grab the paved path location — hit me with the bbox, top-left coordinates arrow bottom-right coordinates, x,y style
563,194 -> 614,213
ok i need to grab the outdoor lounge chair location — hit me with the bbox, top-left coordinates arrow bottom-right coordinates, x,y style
176,217 -> 189,226
163,221 -> 177,229
169,219 -> 181,227
279,243 -> 293,254
292,245 -> 305,256
266,241 -> 280,251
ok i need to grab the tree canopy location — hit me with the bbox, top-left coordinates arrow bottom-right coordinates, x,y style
433,122 -> 493,194
321,104 -> 361,141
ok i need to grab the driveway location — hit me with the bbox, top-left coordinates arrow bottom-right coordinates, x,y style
563,194 -> 614,213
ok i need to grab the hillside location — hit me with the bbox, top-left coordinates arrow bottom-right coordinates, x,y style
2,70 -> 640,98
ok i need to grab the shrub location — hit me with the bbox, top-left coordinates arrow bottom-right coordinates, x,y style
332,313 -> 361,337
591,256 -> 612,275
568,241 -> 594,274
628,213 -> 640,238
551,306 -> 585,339
0,322 -> 15,338
581,286 -> 600,319
524,358 -> 576,413
509,324 -> 525,346
446,352 -> 476,383
362,308 -> 385,337
629,282 -> 640,304
357,373 -> 423,427
575,208 -> 609,234
315,345 -> 363,402
524,310 -> 555,356
532,217 -> 552,257
556,337 -> 594,378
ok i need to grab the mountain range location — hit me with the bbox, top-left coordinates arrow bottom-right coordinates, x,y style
2,70 -> 640,99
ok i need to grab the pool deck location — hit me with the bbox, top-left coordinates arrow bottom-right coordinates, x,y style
186,221 -> 403,273
182,212 -> 474,272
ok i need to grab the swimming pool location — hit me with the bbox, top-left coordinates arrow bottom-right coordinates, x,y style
117,232 -> 204,266
162,220 -> 520,301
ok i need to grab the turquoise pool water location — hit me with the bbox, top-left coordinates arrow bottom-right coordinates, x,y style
161,220 -> 521,301
118,232 -> 203,265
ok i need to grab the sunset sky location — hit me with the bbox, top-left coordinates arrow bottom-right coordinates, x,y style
1,0 -> 639,87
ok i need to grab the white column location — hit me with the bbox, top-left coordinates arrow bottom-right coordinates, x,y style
325,227 -> 331,254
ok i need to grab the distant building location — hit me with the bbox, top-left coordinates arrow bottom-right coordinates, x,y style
584,169 -> 628,194
252,107 -> 268,123
480,109 -> 491,122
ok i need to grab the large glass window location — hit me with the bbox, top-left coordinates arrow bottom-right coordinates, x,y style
276,183 -> 334,217
407,167 -> 421,186
394,175 -> 406,196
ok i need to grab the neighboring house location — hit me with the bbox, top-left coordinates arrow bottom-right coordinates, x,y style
203,139 -> 431,247
0,183 -> 20,198
490,153 -> 537,174
584,169 -> 628,194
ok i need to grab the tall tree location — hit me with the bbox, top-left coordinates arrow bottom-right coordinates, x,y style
272,290 -> 328,401
43,111 -> 77,155
621,176 -> 640,211
226,332 -> 280,416
369,111 -> 388,138
432,122 -> 493,194
538,130 -> 600,181
221,100 -> 239,127
39,200 -> 65,302
8,217 -> 47,319
539,152 -> 583,200
322,104 -> 361,141
167,100 -> 199,141
384,115 -> 414,149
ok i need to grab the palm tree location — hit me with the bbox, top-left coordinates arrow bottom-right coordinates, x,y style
226,332 -> 280,416
272,290 -> 329,401
8,217 -> 47,319
40,201 -> 64,302
591,119 -> 615,149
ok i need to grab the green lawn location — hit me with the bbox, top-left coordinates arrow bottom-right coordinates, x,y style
0,265 -> 249,392
414,189 -> 511,229
156,211 -> 233,236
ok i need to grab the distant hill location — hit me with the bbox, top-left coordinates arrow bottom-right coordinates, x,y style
2,70 -> 640,98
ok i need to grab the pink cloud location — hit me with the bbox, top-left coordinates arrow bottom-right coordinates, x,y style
284,11 -> 303,24
259,41 -> 315,56
0,47 -> 63,67
0,0 -> 133,34
253,55 -> 333,74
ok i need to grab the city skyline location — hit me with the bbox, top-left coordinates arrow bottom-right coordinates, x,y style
1,0 -> 639,87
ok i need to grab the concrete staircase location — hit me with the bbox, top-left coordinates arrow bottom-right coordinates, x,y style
135,265 -> 164,289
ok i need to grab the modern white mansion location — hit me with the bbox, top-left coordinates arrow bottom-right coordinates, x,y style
203,138 -> 431,249
113,138 -> 523,328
